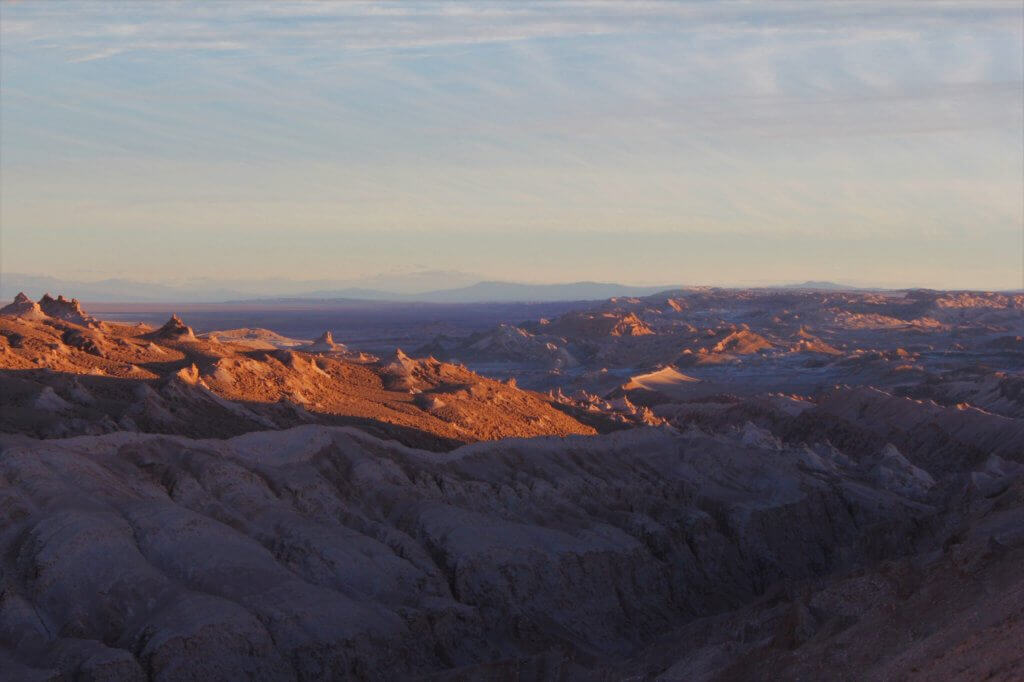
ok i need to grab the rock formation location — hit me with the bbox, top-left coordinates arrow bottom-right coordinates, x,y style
0,292 -> 46,320
0,287 -> 1022,680
38,293 -> 99,327
0,307 -> 594,446
144,314 -> 196,340
301,330 -> 345,353
0,422 -> 1020,680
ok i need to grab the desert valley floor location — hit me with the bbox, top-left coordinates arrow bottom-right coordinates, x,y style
1,287 -> 1022,680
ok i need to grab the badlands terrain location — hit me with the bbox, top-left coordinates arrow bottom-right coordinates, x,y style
1,288 -> 1022,680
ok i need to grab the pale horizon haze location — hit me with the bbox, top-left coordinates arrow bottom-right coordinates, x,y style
2,1 -> 1022,291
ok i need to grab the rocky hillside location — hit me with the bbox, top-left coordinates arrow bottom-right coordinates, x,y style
1,290 -> 1021,680
0,294 -> 593,448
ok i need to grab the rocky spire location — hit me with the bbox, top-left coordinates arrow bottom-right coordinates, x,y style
305,330 -> 341,352
38,293 -> 97,326
147,314 -> 196,340
0,292 -> 46,319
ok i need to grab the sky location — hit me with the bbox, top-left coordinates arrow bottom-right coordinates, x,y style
1,1 -> 1022,290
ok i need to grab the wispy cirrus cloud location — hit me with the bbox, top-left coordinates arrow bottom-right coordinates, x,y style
1,1 -> 1021,288
3,1 -> 1019,61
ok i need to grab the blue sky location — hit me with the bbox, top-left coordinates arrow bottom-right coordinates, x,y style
1,1 -> 1021,289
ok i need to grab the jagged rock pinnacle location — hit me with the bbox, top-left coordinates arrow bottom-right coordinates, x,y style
148,314 -> 195,340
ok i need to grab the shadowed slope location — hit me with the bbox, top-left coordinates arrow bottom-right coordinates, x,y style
0,423 -> 1020,680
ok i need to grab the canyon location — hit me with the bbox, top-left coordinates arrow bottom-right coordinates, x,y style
1,288 -> 1021,680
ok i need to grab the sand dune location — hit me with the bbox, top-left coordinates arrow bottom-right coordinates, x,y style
622,366 -> 700,392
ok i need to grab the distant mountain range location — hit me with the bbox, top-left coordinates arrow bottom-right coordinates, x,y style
777,281 -> 872,291
7,273 -> 999,304
0,273 -> 681,304
419,281 -> 681,303
264,280 -> 688,303
264,281 -> 685,304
